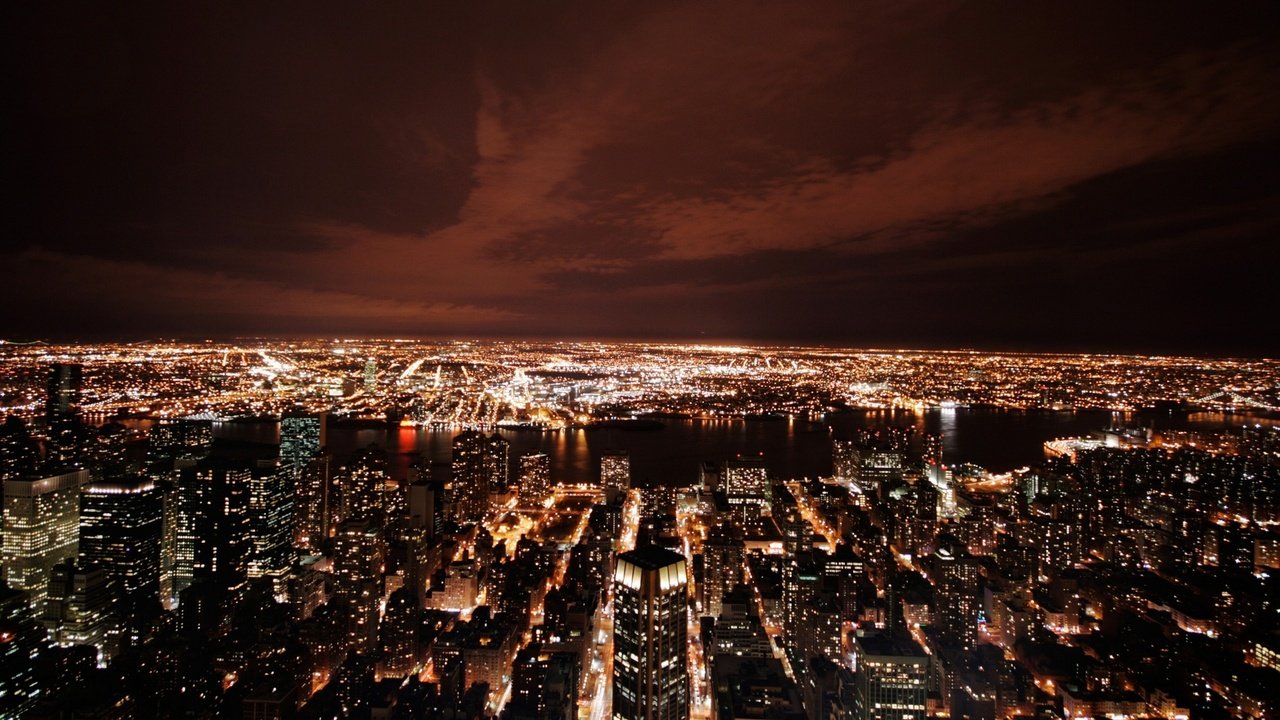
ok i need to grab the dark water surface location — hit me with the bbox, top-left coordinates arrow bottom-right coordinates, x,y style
262,408 -> 1275,486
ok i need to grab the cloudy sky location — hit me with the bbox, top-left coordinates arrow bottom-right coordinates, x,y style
6,2 -> 1279,354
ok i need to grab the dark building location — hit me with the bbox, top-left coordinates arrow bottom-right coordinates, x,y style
79,475 -> 164,623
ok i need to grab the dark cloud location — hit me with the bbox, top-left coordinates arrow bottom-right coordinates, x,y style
4,1 -> 1278,354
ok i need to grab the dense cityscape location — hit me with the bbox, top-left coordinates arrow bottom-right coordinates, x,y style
1,344 -> 1277,719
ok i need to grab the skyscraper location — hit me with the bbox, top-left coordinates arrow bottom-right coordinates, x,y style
451,431 -> 507,523
2,468 -> 88,610
933,535 -> 980,649
45,363 -> 82,425
613,545 -> 690,720
79,476 -> 164,615
701,525 -> 744,618
519,451 -> 552,505
44,363 -> 86,467
601,450 -> 630,493
851,632 -> 928,720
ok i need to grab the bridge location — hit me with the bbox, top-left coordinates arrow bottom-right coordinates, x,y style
1190,390 -> 1278,411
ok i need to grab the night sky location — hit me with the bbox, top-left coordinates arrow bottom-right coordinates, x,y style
6,2 -> 1279,355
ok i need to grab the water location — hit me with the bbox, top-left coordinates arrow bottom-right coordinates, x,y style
304,409 -> 1274,486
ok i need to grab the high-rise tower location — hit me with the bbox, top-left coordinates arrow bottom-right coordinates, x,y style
613,545 -> 690,720
2,468 -> 88,610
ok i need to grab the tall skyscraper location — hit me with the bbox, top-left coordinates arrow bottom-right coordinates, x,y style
44,363 -> 86,467
45,363 -> 82,425
2,468 -> 88,610
451,431 -> 507,523
519,451 -> 552,505
933,536 -> 980,649
613,545 -> 690,720
246,461 -> 296,587
332,518 -> 386,653
701,525 -> 744,618
601,450 -> 630,493
79,476 -> 164,615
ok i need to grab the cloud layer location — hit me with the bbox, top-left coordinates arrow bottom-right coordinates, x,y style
5,1 -> 1279,353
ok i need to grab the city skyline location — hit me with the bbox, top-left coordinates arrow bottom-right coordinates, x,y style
1,351 -> 1277,718
6,2 -> 1279,355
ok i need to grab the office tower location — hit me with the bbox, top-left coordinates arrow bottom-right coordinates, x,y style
519,451 -> 552,505
364,357 -> 377,390
701,525 -> 744,618
174,459 -> 255,594
933,536 -> 980,649
332,518 -> 386,653
45,363 -> 83,425
0,417 -> 41,481
851,632 -> 928,720
782,552 -> 820,652
43,363 -> 86,467
724,456 -> 771,526
0,585 -> 49,718
613,545 -> 690,720
601,450 -> 631,493
281,414 -> 323,467
2,468 -> 88,610
295,454 -> 333,551
247,460 -> 296,587
451,431 -> 507,523
42,560 -> 119,662
79,476 -> 163,617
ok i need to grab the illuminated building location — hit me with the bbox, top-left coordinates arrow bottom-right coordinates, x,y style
342,445 -> 391,523
363,356 -> 377,390
451,431 -> 508,523
44,363 -> 85,467
332,518 -> 386,652
701,525 -> 744,618
294,454 -> 332,551
782,552 -> 819,650
427,559 -> 480,611
79,476 -> 163,617
724,456 -> 771,526
0,585 -> 49,718
246,460 -> 295,588
174,460 -> 255,593
613,545 -> 689,720
42,560 -> 119,663
932,536 -> 980,649
851,631 -> 928,720
2,468 -> 88,610
280,414 -> 323,467
377,587 -> 418,679
435,606 -> 519,710
601,449 -> 631,493
520,451 -> 552,505
509,643 -> 580,720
